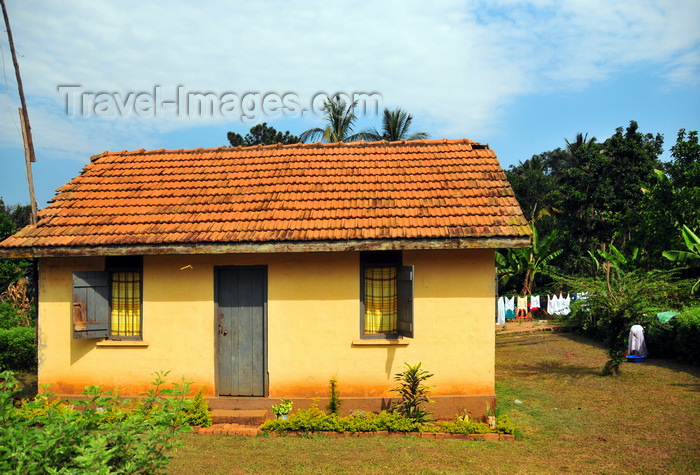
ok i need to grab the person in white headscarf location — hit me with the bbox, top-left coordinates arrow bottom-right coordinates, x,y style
628,324 -> 647,357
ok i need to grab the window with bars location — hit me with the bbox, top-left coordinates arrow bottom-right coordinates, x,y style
360,251 -> 414,339
73,256 -> 143,340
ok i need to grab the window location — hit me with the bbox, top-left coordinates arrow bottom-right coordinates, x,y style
360,251 -> 414,339
73,256 -> 143,340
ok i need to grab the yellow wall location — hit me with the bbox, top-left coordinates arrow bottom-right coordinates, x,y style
37,249 -> 495,399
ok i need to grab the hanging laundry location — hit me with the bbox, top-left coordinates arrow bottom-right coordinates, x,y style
505,296 -> 515,320
547,294 -> 558,315
555,293 -> 563,315
516,296 -> 528,317
529,295 -> 541,311
575,292 -> 589,310
497,296 -> 506,325
560,293 -> 571,316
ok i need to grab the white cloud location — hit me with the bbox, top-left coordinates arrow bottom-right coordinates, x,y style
0,0 -> 697,162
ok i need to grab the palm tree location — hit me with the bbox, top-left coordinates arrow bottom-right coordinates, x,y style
563,132 -> 597,168
366,107 -> 429,142
517,155 -> 548,173
299,94 -> 375,143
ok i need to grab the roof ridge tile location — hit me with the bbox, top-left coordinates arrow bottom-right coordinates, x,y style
92,137 -> 493,159
1,139 -> 531,252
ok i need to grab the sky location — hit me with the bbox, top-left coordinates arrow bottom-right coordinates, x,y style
1,0 -> 699,209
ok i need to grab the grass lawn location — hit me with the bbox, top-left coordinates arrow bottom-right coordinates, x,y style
169,332 -> 699,474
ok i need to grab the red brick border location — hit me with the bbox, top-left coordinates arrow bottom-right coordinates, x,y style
193,424 -> 515,440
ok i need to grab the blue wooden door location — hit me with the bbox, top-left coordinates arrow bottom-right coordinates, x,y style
216,267 -> 267,396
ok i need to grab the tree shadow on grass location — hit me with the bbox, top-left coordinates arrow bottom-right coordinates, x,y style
496,338 -> 550,348
636,357 -> 700,386
557,332 -> 607,350
507,360 -> 601,378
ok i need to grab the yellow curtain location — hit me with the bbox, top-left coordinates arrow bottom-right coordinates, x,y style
364,267 -> 397,334
111,271 -> 141,337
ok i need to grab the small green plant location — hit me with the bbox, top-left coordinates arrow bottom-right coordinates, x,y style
182,387 -> 213,427
272,398 -> 293,419
391,362 -> 434,423
326,377 -> 341,415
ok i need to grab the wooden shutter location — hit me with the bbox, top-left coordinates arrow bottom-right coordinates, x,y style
396,266 -> 414,338
73,271 -> 110,339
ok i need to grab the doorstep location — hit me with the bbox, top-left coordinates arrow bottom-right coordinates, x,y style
210,409 -> 268,425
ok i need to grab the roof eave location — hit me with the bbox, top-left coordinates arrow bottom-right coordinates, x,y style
0,236 -> 532,258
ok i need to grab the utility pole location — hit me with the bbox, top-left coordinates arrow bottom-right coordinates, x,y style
1,0 -> 38,224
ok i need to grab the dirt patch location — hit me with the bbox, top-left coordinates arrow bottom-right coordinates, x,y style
496,320 -> 569,334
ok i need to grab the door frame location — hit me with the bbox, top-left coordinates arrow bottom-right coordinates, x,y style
214,265 -> 269,397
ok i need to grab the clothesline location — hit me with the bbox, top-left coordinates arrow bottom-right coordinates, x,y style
496,293 -> 588,324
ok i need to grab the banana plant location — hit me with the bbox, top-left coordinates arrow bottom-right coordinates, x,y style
496,224 -> 562,295
598,244 -> 641,272
597,244 -> 642,306
663,224 -> 700,293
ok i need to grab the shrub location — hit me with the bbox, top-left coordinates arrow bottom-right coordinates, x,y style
0,370 -> 191,474
0,301 -> 26,329
436,416 -> 490,435
495,414 -> 516,434
182,387 -> 213,427
260,407 -> 424,434
0,326 -> 36,371
672,307 -> 700,365
260,408 -> 514,435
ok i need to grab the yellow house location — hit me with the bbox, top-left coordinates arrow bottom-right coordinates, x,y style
0,139 -> 530,417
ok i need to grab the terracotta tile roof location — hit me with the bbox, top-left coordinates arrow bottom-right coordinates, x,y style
0,139 -> 531,256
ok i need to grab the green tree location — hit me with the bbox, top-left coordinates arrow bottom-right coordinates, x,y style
365,107 -> 429,142
227,122 -> 300,147
0,199 -> 32,293
505,152 -> 559,222
600,122 -> 663,242
622,129 -> 700,272
299,94 -> 375,143
665,129 -> 700,232
545,122 -> 663,273
666,129 -> 700,193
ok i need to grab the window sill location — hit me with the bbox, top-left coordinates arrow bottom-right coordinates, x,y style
96,340 -> 149,348
352,339 -> 410,346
